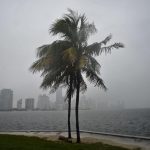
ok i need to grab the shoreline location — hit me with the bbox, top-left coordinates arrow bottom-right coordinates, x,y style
0,131 -> 150,150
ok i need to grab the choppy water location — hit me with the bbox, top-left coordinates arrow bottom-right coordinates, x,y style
0,109 -> 150,137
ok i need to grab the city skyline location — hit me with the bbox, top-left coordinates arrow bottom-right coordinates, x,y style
0,88 -> 125,111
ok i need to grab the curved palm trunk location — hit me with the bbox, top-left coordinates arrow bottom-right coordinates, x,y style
75,73 -> 81,143
68,86 -> 72,138
68,75 -> 73,139
68,97 -> 71,139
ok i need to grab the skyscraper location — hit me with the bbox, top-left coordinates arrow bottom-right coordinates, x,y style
55,88 -> 63,110
56,87 -> 62,102
0,89 -> 13,111
37,95 -> 50,110
17,99 -> 22,110
25,98 -> 34,110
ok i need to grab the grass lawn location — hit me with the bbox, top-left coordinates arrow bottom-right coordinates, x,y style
0,134 -> 133,150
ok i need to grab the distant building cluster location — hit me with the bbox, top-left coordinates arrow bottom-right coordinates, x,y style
0,88 -> 125,111
0,88 -> 67,111
71,96 -> 125,111
16,87 -> 67,111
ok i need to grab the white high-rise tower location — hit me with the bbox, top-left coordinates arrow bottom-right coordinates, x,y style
0,89 -> 13,111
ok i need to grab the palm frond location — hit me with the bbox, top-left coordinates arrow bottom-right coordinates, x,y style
37,44 -> 51,58
100,43 -> 124,54
30,40 -> 72,74
49,10 -> 79,42
30,55 -> 53,73
85,41 -> 124,56
63,47 -> 77,64
78,14 -> 97,43
85,42 -> 100,55
65,8 -> 80,26
80,75 -> 87,93
100,34 -> 112,45
87,55 -> 101,75
78,55 -> 88,69
83,67 -> 107,91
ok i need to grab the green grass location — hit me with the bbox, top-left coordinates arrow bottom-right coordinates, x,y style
0,134 -> 130,150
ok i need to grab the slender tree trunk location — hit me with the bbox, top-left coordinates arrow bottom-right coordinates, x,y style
75,74 -> 80,143
68,76 -> 72,139
68,95 -> 71,139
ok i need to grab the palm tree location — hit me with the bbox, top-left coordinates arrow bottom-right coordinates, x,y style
30,40 -> 87,140
30,41 -> 73,139
50,9 -> 124,143
30,9 -> 124,143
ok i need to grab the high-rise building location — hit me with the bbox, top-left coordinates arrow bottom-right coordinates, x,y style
17,99 -> 22,110
55,88 -> 63,110
0,89 -> 13,111
56,88 -> 62,102
25,98 -> 34,110
37,95 -> 50,110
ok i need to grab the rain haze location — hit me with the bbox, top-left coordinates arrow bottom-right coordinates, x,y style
0,0 -> 150,109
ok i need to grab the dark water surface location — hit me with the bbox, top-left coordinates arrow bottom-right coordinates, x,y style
0,109 -> 150,137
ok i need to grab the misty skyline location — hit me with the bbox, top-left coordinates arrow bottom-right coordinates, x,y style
0,0 -> 150,108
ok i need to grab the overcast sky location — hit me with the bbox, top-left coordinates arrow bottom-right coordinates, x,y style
0,0 -> 150,108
